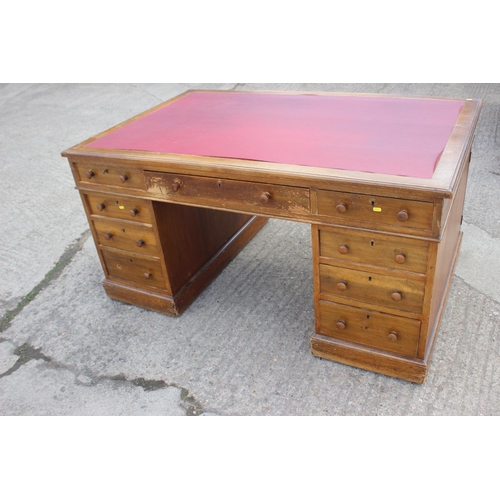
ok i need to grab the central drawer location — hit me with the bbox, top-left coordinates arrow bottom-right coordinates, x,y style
319,300 -> 421,357
145,171 -> 310,216
319,263 -> 425,314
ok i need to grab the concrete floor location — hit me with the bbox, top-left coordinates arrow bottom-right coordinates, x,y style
0,83 -> 499,415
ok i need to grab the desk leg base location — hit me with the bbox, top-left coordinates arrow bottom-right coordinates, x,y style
103,279 -> 179,316
310,334 -> 428,383
103,215 -> 268,316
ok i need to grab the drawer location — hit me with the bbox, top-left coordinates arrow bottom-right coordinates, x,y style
75,163 -> 145,190
102,248 -> 166,289
93,217 -> 159,257
85,193 -> 152,223
319,300 -> 421,357
319,227 -> 429,274
317,190 -> 434,231
145,172 -> 310,216
319,263 -> 425,314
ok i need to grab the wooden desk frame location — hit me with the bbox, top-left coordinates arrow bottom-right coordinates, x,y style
62,90 -> 482,383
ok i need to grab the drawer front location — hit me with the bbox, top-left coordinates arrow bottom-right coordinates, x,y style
76,164 -> 145,190
317,190 -> 434,231
102,249 -> 166,289
320,263 -> 425,313
93,218 -> 159,256
319,227 -> 429,274
319,300 -> 421,357
145,172 -> 310,216
86,193 -> 152,223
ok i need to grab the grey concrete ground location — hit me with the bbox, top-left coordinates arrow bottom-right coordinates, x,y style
1,83 -> 499,416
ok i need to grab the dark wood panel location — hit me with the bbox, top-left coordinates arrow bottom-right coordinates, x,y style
152,201 -> 260,295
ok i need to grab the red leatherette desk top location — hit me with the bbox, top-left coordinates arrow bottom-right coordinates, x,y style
85,92 -> 464,179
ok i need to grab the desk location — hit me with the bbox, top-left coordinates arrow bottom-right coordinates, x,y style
62,90 -> 482,383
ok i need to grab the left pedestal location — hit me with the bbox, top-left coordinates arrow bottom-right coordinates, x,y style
79,189 -> 267,316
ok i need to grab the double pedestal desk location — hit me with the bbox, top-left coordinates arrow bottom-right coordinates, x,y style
62,91 -> 482,383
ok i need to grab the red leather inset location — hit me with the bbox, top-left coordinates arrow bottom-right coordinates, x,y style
86,92 -> 464,179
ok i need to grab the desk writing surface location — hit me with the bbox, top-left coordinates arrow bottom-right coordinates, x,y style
85,91 -> 464,179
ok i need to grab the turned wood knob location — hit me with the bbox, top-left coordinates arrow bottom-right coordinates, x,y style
260,192 -> 271,204
395,252 -> 406,264
397,209 -> 409,222
336,202 -> 347,213
391,290 -> 402,301
143,272 -> 152,279
119,174 -> 128,183
388,331 -> 398,342
337,280 -> 347,291
86,170 -> 95,179
104,232 -> 112,240
136,239 -> 145,247
336,320 -> 346,330
171,181 -> 181,192
97,203 -> 105,211
338,244 -> 349,255
130,208 -> 139,217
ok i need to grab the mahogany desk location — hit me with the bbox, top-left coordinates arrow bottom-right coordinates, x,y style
62,91 -> 482,383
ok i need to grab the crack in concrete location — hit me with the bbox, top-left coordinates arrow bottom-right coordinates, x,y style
0,341 -> 205,415
376,83 -> 389,94
0,230 -> 91,334
109,374 -> 204,415
230,83 -> 244,91
129,84 -> 164,102
0,343 -> 50,379
0,223 -> 205,415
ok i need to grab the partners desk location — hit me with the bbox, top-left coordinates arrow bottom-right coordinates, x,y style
62,90 -> 482,383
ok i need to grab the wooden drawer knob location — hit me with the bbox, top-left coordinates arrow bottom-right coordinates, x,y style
130,208 -> 139,217
336,202 -> 348,213
143,272 -> 152,280
104,232 -> 112,240
395,252 -> 406,264
136,239 -> 145,247
397,209 -> 409,222
86,170 -> 95,179
336,320 -> 346,330
119,174 -> 128,183
391,290 -> 402,301
171,181 -> 181,192
97,203 -> 105,211
337,280 -> 347,291
260,192 -> 271,204
338,244 -> 349,255
388,331 -> 398,342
